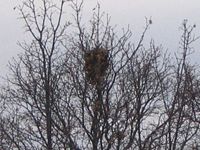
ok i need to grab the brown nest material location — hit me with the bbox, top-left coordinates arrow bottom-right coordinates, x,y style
84,48 -> 109,85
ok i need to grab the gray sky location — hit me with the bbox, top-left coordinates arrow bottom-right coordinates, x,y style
0,0 -> 200,79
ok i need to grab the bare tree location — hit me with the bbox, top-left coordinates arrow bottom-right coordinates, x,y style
159,20 -> 200,150
1,0 -> 200,150
0,0 -> 74,149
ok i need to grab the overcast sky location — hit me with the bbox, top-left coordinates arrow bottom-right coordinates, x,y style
0,0 -> 200,79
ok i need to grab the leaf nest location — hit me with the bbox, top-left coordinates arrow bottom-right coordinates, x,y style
84,48 -> 109,85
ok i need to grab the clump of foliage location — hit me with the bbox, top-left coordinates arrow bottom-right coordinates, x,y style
84,47 -> 109,86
